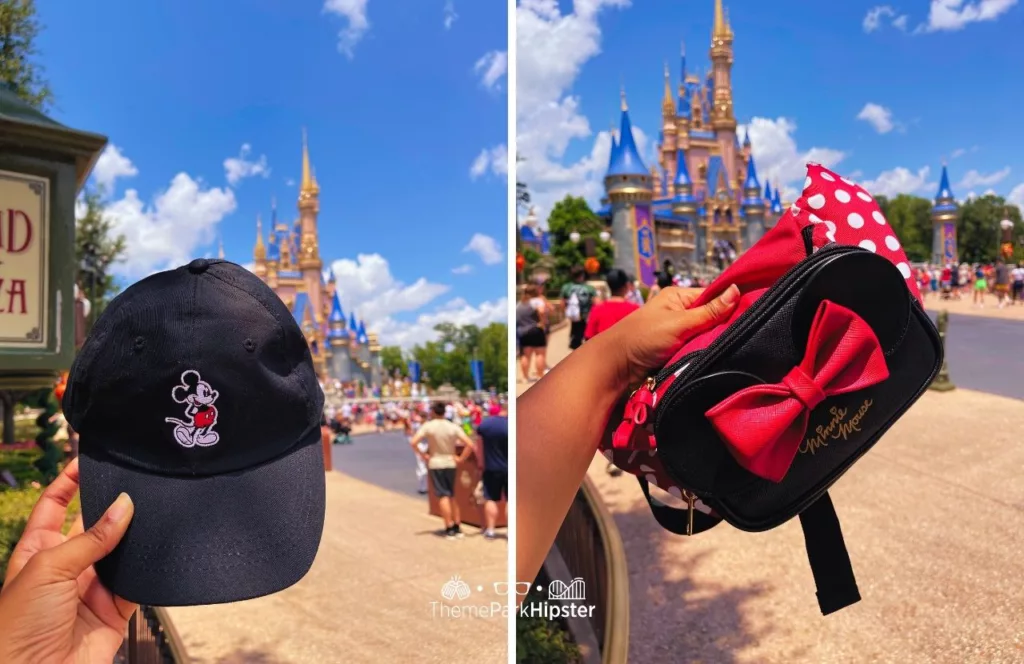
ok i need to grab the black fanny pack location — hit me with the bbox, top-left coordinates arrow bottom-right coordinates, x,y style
637,242 -> 943,615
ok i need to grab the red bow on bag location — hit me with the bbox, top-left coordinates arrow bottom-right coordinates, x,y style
705,300 -> 889,483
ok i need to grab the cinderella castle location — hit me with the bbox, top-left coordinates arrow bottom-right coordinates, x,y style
249,132 -> 381,386
593,0 -> 790,285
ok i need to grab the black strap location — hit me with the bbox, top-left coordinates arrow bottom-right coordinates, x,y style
637,477 -> 722,536
798,492 -> 861,615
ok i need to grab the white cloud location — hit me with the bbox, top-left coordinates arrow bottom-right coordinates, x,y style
444,0 -> 458,29
860,166 -> 932,198
1008,182 -> 1024,210
374,297 -> 507,348
863,5 -> 909,32
223,143 -> 270,186
516,0 -> 637,221
470,144 -> 508,179
474,50 -> 508,91
329,253 -> 449,324
921,0 -> 1018,32
856,103 -> 896,134
104,173 -> 237,278
463,233 -> 503,265
958,167 -> 1010,189
738,117 -> 845,202
950,148 -> 967,159
92,144 -> 138,192
323,0 -> 370,58
451,264 -> 474,274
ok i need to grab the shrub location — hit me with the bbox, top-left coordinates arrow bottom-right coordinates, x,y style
0,448 -> 77,585
516,588 -> 582,663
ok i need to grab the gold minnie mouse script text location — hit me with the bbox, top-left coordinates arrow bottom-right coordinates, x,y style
799,400 -> 873,455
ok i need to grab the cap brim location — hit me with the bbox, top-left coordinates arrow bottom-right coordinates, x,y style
79,428 -> 325,606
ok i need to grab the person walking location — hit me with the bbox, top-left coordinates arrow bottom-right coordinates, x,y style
974,263 -> 988,307
1012,263 -> 1024,304
516,284 -> 548,381
476,403 -> 508,540
994,259 -> 1011,309
407,413 -> 428,494
561,265 -> 597,351
409,402 -> 475,539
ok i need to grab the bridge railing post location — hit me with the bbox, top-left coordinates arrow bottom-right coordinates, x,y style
929,310 -> 956,392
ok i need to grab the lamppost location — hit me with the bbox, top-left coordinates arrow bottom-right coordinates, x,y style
568,230 -> 611,275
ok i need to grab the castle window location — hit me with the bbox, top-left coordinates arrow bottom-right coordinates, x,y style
698,164 -> 707,181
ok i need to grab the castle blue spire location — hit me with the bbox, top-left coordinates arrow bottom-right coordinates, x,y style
679,82 -> 692,120
743,155 -> 761,191
680,41 -> 686,85
771,186 -> 783,214
357,321 -> 368,345
936,164 -> 954,200
349,312 -> 358,337
674,149 -> 692,188
673,149 -> 696,205
329,291 -> 345,323
764,180 -> 772,201
606,90 -> 648,177
743,130 -> 751,148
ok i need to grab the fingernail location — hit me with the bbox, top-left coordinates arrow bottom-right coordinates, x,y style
720,285 -> 740,306
105,493 -> 133,523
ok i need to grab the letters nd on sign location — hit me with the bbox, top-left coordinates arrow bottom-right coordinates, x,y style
0,169 -> 49,349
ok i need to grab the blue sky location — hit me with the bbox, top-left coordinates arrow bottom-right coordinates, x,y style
517,0 -> 1024,220
40,0 -> 508,347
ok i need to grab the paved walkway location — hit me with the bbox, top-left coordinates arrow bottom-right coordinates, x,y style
924,294 -> 1024,321
166,464 -> 508,663
521,325 -> 1024,663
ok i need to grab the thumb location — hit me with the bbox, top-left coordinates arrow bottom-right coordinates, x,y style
44,493 -> 134,579
681,284 -> 740,332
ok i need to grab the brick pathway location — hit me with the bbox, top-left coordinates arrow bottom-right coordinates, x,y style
166,469 -> 508,664
523,325 -> 1024,663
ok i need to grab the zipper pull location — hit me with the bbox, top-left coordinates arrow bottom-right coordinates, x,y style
611,377 -> 657,450
683,489 -> 696,536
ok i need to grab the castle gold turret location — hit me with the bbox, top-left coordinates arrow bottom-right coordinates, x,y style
251,131 -> 381,386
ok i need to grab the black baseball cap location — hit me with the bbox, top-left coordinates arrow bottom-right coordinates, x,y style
63,258 -> 326,606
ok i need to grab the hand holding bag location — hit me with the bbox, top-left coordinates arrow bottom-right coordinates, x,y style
606,164 -> 942,615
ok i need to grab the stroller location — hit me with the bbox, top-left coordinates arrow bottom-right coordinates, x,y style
331,418 -> 353,445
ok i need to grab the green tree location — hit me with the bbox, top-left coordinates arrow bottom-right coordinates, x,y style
957,195 -> 1023,264
379,345 -> 407,378
876,194 -> 932,262
409,323 -> 508,394
0,0 -> 53,111
546,195 -> 613,291
75,186 -> 126,329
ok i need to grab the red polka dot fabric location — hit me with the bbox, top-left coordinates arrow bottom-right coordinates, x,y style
603,163 -> 922,498
792,164 -> 923,304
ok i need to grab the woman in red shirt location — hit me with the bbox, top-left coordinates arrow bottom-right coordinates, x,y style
585,269 -> 641,340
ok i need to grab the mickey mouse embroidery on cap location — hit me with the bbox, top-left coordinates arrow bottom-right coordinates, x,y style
165,370 -> 220,448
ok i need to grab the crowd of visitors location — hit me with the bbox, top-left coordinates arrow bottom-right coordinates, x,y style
916,260 -> 1024,309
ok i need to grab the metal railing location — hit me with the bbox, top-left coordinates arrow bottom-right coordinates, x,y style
116,606 -> 188,664
550,475 -> 630,663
